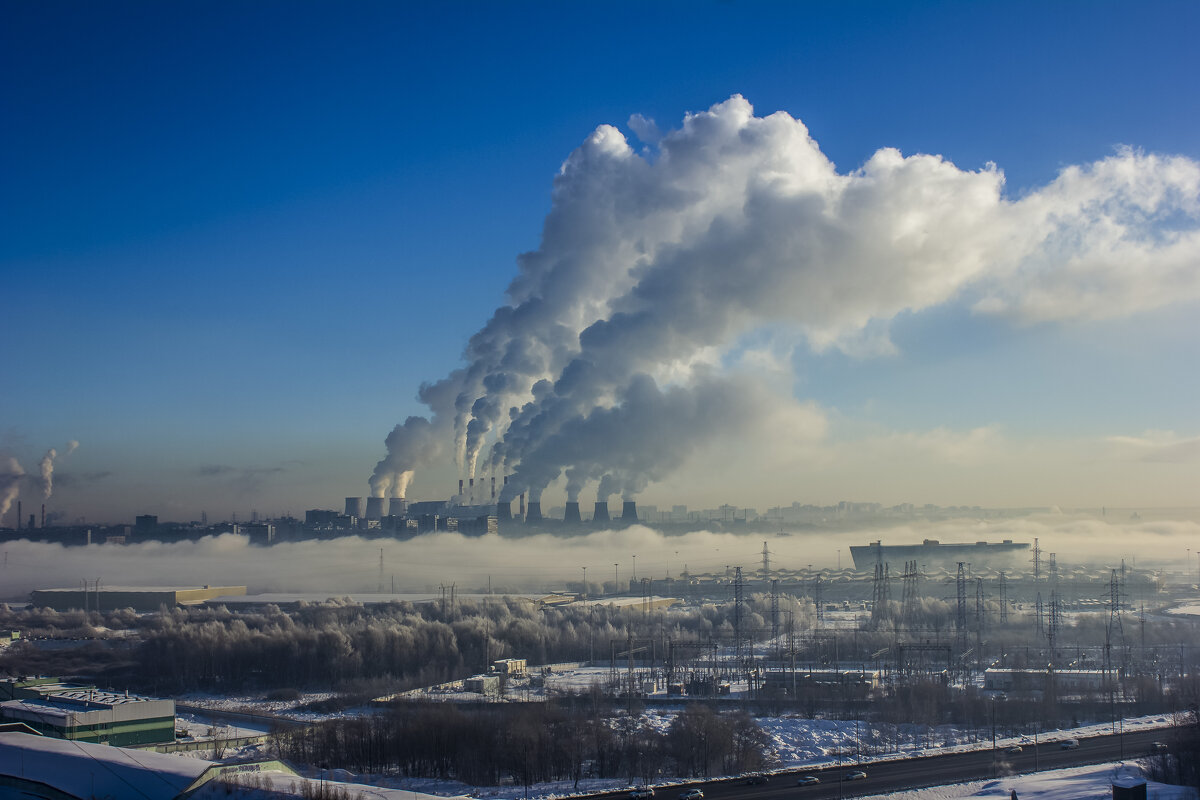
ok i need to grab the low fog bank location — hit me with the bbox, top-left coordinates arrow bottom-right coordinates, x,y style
1,512 -> 1197,601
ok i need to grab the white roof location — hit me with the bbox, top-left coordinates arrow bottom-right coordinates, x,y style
0,730 -> 210,798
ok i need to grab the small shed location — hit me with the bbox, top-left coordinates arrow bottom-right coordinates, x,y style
1112,776 -> 1147,800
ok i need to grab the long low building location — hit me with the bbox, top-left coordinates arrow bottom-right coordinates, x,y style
30,585 -> 247,612
0,686 -> 175,746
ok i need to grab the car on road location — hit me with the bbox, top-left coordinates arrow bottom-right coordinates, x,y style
630,789 -> 655,800
843,771 -> 867,781
1060,738 -> 1079,750
1005,745 -> 1023,754
796,776 -> 820,786
1151,741 -> 1168,753
679,789 -> 703,800
744,774 -> 768,785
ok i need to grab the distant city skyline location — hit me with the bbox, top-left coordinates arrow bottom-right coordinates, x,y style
2,2 -> 1198,524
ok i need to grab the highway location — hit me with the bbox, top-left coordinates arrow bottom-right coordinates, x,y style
587,728 -> 1171,800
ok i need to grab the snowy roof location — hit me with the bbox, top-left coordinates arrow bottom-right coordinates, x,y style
0,730 -> 210,798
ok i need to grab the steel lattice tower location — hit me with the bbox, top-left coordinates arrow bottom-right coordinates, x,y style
998,570 -> 1008,623
955,562 -> 969,655
733,566 -> 744,659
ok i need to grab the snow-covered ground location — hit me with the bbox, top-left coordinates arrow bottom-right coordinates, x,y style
882,762 -> 1195,800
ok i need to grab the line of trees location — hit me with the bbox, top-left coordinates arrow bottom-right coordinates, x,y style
270,700 -> 773,786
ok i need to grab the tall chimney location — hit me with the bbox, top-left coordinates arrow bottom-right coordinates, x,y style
364,497 -> 385,520
564,501 -> 582,523
41,504 -> 45,528
593,502 -> 610,524
491,477 -> 496,500
469,477 -> 474,502
621,501 -> 638,522
344,497 -> 365,518
458,479 -> 464,498
519,492 -> 525,521
525,500 -> 543,523
16,501 -> 20,530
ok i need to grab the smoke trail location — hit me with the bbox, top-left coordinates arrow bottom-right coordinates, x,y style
372,96 -> 1200,505
0,458 -> 23,518
39,449 -> 57,499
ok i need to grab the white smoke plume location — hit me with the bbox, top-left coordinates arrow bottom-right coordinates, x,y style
0,458 -> 24,519
371,96 -> 1200,506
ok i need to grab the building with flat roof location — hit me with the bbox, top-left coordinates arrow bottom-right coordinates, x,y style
30,585 -> 247,612
0,687 -> 175,746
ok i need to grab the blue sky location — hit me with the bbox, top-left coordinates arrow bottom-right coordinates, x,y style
2,1 -> 1198,522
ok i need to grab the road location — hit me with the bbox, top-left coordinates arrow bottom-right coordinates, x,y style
587,728 -> 1170,800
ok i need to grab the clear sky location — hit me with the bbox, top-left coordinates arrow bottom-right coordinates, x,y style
2,0 -> 1198,524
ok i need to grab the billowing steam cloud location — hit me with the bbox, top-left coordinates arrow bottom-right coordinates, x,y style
0,458 -> 24,518
0,441 -> 80,519
370,95 -> 1200,505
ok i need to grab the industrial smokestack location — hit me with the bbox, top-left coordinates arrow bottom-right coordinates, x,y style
491,476 -> 496,500
16,501 -> 20,530
593,502 -> 610,523
388,498 -> 408,517
41,504 -> 45,528
525,500 -> 543,523
364,497 -> 385,520
469,477 -> 474,502
564,501 -> 581,523
458,479 -> 464,498
344,497 -> 365,518
519,492 -> 525,521
621,501 -> 638,522
496,499 -> 512,521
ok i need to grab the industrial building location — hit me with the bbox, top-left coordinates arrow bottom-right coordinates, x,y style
0,680 -> 175,746
30,585 -> 247,612
849,539 -> 1029,570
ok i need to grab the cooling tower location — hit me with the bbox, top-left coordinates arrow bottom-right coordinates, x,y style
388,498 -> 408,517
344,497 -> 365,518
564,501 -> 582,523
621,501 -> 638,522
364,497 -> 385,520
593,502 -> 610,523
526,501 -> 543,522
496,499 -> 512,520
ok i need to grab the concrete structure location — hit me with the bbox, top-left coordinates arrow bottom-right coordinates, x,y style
492,658 -> 527,677
0,729 -> 297,800
0,687 -> 175,746
344,496 -> 365,518
621,501 -> 638,522
388,497 -> 408,517
464,674 -> 500,696
31,585 -> 247,612
365,496 -> 385,520
850,539 -> 1028,571
525,500 -> 543,522
593,502 -> 610,523
564,501 -> 582,523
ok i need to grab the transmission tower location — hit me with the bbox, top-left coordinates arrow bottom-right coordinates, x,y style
813,574 -> 823,627
955,562 -> 969,655
1105,568 -> 1125,678
998,570 -> 1008,623
1036,592 -> 1044,636
901,560 -> 920,626
733,566 -> 744,659
871,563 -> 891,629
1031,537 -> 1042,584
770,578 -> 780,642
1047,589 -> 1061,666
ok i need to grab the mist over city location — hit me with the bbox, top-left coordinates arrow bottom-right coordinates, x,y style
1,2 -> 1199,798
